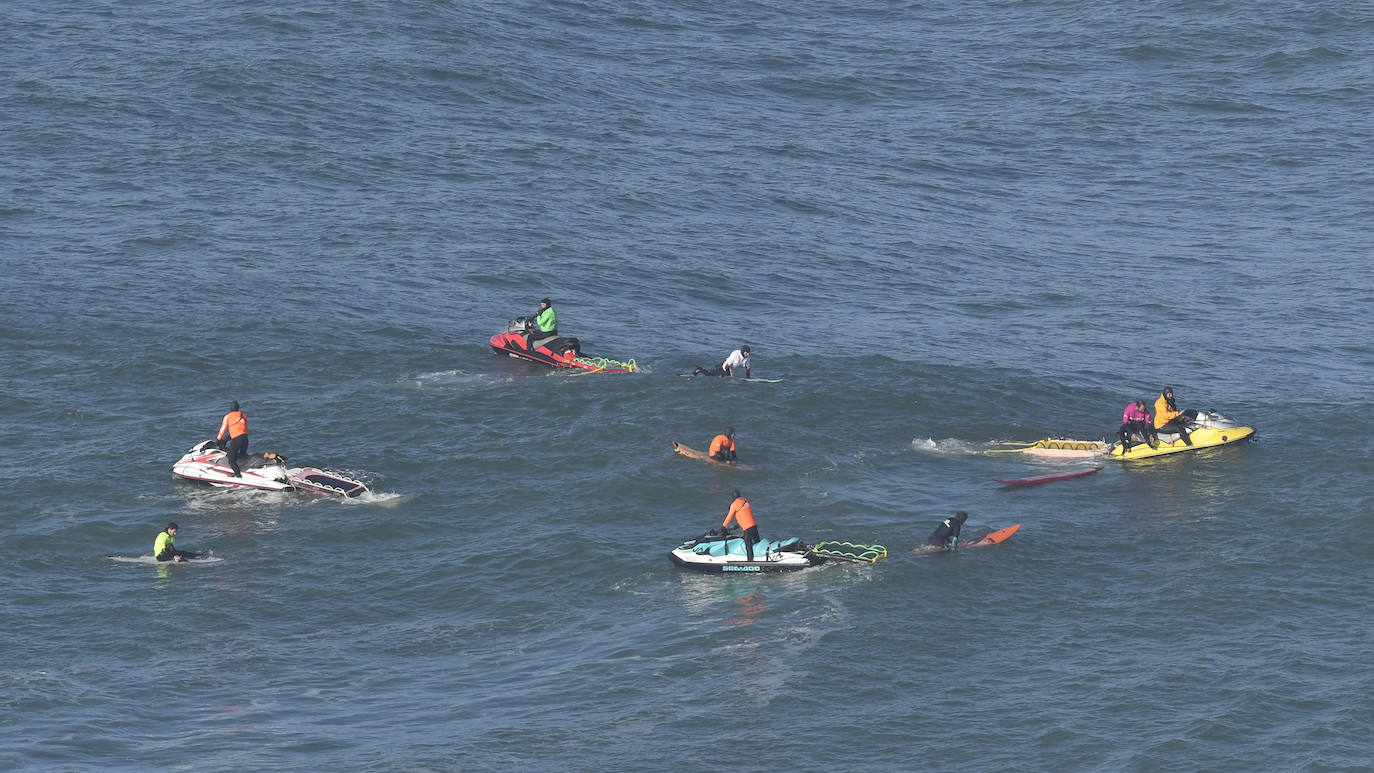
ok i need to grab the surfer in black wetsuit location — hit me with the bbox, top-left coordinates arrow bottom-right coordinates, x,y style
925,511 -> 968,550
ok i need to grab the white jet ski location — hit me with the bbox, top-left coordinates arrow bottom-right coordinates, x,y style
171,440 -> 369,497
669,527 -> 825,573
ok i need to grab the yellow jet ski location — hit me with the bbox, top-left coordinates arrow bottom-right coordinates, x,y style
1110,409 -> 1255,460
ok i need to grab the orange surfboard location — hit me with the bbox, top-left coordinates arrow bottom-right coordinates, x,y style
962,523 -> 1021,547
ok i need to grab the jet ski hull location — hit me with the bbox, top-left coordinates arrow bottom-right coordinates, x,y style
1110,424 -> 1255,459
1110,410 -> 1255,460
171,441 -> 369,497
489,317 -> 636,373
669,530 -> 824,573
669,549 -> 824,573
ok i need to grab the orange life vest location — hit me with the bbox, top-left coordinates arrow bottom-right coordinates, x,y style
218,410 -> 247,439
723,497 -> 756,530
708,434 -> 735,457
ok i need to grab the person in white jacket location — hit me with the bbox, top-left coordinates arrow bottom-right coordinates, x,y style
693,345 -> 751,378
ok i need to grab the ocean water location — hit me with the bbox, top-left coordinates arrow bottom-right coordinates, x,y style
2,0 -> 1372,770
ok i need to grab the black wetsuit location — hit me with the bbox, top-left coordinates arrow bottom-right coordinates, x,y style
156,547 -> 200,562
740,525 -> 760,561
925,517 -> 964,549
1157,405 -> 1197,446
224,434 -> 249,477
1118,420 -> 1156,450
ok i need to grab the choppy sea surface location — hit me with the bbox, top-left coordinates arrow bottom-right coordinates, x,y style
3,1 -> 1372,770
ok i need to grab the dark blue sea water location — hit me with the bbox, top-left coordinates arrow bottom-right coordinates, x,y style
3,1 -> 1372,770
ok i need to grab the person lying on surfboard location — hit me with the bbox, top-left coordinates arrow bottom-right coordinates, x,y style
693,345 -> 751,378
709,427 -> 738,462
924,511 -> 967,551
154,522 -> 201,563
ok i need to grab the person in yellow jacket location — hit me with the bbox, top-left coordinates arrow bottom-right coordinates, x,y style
154,522 -> 200,563
1153,387 -> 1195,446
722,490 -> 760,561
216,400 -> 249,477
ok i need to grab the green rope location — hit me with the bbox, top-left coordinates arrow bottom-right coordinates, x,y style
572,355 -> 637,372
811,541 -> 888,564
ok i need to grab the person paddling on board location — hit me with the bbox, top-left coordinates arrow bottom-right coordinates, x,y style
694,345 -> 751,378
154,522 -> 200,563
525,298 -> 558,351
722,490 -> 760,561
1153,387 -> 1195,446
709,427 -> 738,462
925,511 -> 968,551
216,401 -> 249,478
1118,400 -> 1158,453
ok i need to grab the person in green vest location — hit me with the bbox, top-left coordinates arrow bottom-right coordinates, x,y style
525,298 -> 558,350
154,522 -> 200,563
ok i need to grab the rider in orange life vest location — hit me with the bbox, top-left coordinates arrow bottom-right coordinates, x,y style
1153,386 -> 1194,446
722,490 -> 760,561
708,427 -> 737,462
217,400 -> 249,477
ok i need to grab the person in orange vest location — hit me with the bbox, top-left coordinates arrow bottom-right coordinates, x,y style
708,427 -> 737,462
722,489 -> 759,561
216,400 -> 249,477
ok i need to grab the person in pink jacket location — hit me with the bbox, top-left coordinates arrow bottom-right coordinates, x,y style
1118,400 -> 1158,453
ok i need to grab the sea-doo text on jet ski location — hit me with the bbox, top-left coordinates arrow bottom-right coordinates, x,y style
171,440 -> 369,497
488,317 -> 637,373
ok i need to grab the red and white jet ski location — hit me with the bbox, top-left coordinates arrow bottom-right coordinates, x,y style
171,440 -> 369,497
488,317 -> 637,373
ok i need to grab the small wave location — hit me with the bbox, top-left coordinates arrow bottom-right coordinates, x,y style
348,490 -> 410,507
407,370 -> 515,388
911,437 -> 983,455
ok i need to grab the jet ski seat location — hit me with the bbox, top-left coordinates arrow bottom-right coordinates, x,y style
243,454 -> 282,470
529,335 -> 581,356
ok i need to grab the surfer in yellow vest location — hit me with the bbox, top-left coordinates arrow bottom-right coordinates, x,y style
708,427 -> 738,462
925,511 -> 967,550
154,522 -> 199,563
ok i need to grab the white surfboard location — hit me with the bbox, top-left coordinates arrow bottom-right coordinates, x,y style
108,554 -> 223,564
